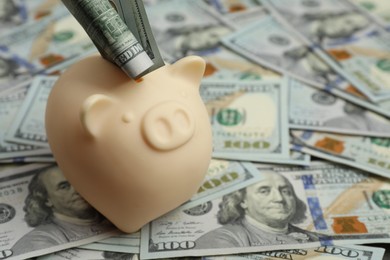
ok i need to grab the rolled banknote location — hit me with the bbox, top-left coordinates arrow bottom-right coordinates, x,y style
110,0 -> 165,74
61,0 -> 153,79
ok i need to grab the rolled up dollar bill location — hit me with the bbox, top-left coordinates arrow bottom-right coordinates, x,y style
61,0 -> 154,79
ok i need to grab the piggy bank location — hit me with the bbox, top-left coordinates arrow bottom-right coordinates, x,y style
45,55 -> 213,233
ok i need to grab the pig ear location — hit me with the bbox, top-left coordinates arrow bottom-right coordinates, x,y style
80,94 -> 115,138
170,56 -> 205,85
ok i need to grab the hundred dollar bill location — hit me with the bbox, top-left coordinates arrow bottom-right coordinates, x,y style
0,155 -> 55,164
146,0 -> 234,63
291,130 -> 390,179
206,0 -> 262,14
110,0 -> 165,74
80,231 -> 140,253
0,81 -> 52,160
61,0 -> 153,79
244,148 -> 311,166
347,0 -> 390,29
0,48 -> 34,93
0,163 -> 118,260
38,248 -> 139,260
205,0 -> 266,29
221,15 -> 390,118
0,13 -> 96,74
0,0 -> 66,37
200,79 -> 289,161
140,161 -> 390,259
204,47 -> 280,81
78,161 -> 264,254
288,78 -> 390,137
262,0 -> 390,102
181,160 -> 263,210
204,244 -> 385,260
6,76 -> 58,147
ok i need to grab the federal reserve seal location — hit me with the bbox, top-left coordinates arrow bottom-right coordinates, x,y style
183,202 -> 212,216
0,204 -> 16,224
372,190 -> 390,209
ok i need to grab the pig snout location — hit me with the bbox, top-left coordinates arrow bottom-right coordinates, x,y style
142,101 -> 195,150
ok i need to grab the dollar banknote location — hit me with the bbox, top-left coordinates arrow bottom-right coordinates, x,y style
0,163 -> 118,260
111,0 -> 165,74
0,155 -> 55,164
206,0 -> 262,14
38,248 -> 139,260
291,130 -> 390,179
0,0 -> 66,37
140,161 -> 390,259
0,80 -> 52,160
204,47 -> 280,81
61,0 -> 154,79
80,231 -> 140,254
0,12 -> 96,74
262,0 -> 390,102
205,0 -> 267,29
146,0 -> 235,63
204,244 -> 385,260
6,75 -> 57,147
347,0 -> 390,29
0,48 -> 34,93
223,8 -> 268,29
182,160 -> 263,210
200,79 -> 289,161
221,15 -> 390,118
288,78 -> 390,137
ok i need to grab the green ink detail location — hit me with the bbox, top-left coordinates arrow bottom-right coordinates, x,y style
361,2 -> 375,10
370,137 -> 390,147
376,59 -> 390,72
239,72 -> 261,80
372,190 -> 390,209
53,31 -> 74,42
217,109 -> 243,126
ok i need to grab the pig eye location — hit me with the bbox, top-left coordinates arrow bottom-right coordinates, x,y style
121,113 -> 134,124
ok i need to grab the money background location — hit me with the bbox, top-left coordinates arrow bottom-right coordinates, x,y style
1,0 -> 390,259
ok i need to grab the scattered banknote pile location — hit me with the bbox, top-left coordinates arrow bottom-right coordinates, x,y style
1,0 -> 390,259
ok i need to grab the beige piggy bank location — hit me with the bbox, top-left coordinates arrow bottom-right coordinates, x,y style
45,55 -> 212,233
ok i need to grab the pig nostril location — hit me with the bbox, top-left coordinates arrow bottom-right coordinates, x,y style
142,101 -> 195,150
155,118 -> 172,142
174,109 -> 191,131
